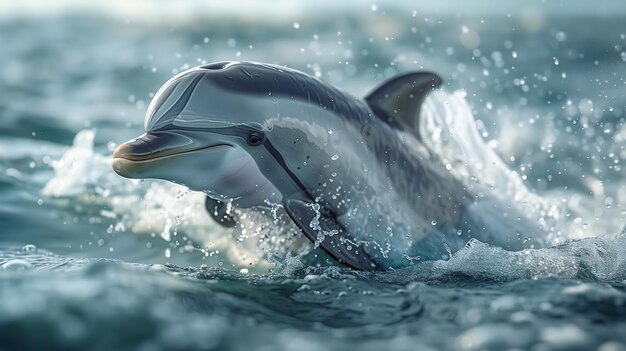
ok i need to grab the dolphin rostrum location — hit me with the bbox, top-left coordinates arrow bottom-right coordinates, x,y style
112,61 -> 540,270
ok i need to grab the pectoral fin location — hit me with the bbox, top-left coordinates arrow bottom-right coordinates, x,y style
284,199 -> 379,271
204,197 -> 237,228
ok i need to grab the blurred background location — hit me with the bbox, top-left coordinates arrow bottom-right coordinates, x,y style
1,1 -> 626,349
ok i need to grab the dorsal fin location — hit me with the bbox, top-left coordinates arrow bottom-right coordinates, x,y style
365,72 -> 442,139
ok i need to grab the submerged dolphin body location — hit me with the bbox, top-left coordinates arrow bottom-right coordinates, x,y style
113,61 -> 539,270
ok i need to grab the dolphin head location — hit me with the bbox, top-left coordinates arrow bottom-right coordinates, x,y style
112,62 -> 279,204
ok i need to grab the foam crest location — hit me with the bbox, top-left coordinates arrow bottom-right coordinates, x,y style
377,235 -> 626,283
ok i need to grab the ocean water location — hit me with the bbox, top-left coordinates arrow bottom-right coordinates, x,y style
2,1 -> 626,350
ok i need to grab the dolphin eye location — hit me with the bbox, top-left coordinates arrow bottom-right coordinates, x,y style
247,132 -> 265,146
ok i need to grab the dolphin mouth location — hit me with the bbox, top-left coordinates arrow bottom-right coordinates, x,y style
112,132 -> 232,179
112,132 -> 229,162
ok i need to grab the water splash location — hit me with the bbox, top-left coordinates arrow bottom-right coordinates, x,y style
40,129 -> 289,269
420,90 -> 593,245
377,235 -> 626,283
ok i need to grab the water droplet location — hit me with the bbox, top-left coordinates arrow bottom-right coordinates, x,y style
21,244 -> 37,252
431,220 -> 438,226
240,268 -> 249,274
293,22 -> 300,29
331,154 -> 339,160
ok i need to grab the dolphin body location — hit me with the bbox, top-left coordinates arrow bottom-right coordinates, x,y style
113,61 -> 539,270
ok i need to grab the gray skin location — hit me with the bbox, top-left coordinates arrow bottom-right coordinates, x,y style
113,61 -> 540,270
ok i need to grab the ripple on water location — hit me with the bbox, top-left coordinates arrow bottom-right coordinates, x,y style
1,259 -> 33,271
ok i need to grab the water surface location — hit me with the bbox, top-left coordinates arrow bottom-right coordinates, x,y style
1,1 -> 626,350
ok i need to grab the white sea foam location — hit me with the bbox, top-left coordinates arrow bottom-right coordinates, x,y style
377,235 -> 626,283
420,90 -> 617,244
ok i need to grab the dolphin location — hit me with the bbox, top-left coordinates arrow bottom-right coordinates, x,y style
112,61 -> 540,270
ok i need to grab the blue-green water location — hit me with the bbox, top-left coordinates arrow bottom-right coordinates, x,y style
1,1 -> 626,350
